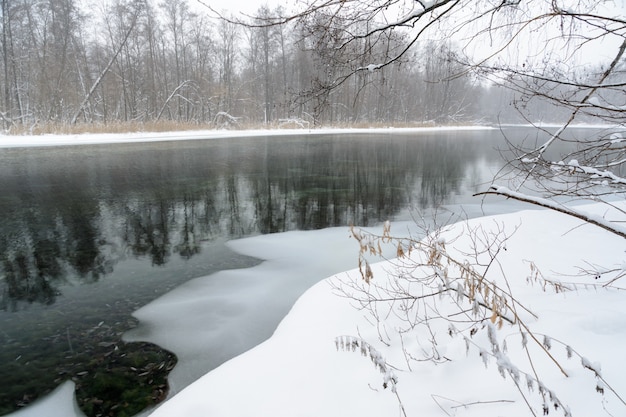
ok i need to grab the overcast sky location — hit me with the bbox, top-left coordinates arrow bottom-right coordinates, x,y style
192,0 -> 285,15
191,0 -> 622,66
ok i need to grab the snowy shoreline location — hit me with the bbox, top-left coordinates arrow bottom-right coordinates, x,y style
144,202 -> 626,417
0,126 -> 497,148
1,123 -> 614,149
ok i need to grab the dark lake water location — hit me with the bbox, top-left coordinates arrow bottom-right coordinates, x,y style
0,129 -> 530,416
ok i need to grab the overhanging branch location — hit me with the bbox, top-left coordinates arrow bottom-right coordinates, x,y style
474,186 -> 626,239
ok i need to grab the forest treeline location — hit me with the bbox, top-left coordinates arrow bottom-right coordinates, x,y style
0,0 -> 582,131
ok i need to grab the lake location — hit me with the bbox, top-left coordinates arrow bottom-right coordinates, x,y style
0,128 -> 530,416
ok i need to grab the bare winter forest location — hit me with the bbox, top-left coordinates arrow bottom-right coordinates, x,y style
1,0 -> 614,131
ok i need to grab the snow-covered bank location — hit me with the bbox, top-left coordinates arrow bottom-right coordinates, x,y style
123,225 -> 407,395
2,123 -> 615,149
0,126 -> 495,148
147,202 -> 626,417
122,201 -> 529,398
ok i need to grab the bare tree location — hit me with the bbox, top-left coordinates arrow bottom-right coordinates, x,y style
71,0 -> 143,124
216,18 -> 239,116
0,0 -> 21,127
160,0 -> 200,121
419,41 -> 478,123
466,4 -> 626,237
241,5 -> 283,124
100,0 -> 146,122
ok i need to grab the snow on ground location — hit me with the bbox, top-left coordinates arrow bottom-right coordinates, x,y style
1,123 -> 610,149
147,202 -> 626,417
0,126 -> 495,148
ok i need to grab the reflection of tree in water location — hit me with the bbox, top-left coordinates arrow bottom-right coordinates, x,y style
175,196 -> 202,259
224,175 -> 247,236
61,201 -> 108,280
3,251 -> 57,308
0,170 -> 107,310
1,218 -> 61,311
246,137 -> 417,231
416,139 -> 466,208
124,200 -> 172,266
249,136 -> 475,228
0,133 -> 487,308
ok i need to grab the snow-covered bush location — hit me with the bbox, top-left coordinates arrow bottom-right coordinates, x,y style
335,215 -> 625,416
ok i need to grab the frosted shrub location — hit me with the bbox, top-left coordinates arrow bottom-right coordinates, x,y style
333,219 -> 625,416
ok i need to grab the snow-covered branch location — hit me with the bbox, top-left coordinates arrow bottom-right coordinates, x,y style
475,186 -> 626,239
556,159 -> 626,187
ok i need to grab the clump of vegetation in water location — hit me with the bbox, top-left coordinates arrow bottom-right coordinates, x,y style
1,317 -> 176,417
74,342 -> 175,417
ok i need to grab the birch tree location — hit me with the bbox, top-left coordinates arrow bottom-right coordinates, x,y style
71,0 -> 143,124
216,18 -> 239,116
0,0 -> 20,127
